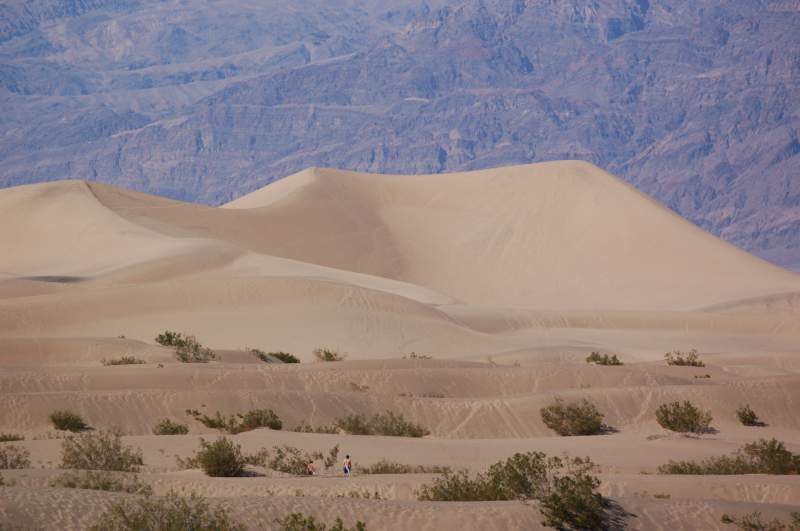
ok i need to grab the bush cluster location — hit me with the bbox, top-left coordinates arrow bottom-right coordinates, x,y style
361,460 -> 450,475
655,401 -> 713,433
275,513 -> 367,531
736,404 -> 762,426
187,408 -> 283,433
313,348 -> 345,362
155,330 -> 216,362
267,444 -> 339,475
417,452 -> 609,529
51,470 -> 152,495
721,511 -> 800,530
102,356 -> 146,366
664,349 -> 705,367
153,419 -> 189,435
50,410 -> 89,432
191,437 -> 246,477
60,431 -> 143,472
0,434 -> 24,442
335,411 -> 429,437
658,438 -> 800,475
540,399 -> 608,436
90,490 -> 245,531
292,422 -> 338,434
251,349 -> 300,364
585,352 -> 623,366
0,444 -> 31,469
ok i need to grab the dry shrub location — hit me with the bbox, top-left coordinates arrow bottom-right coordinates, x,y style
655,401 -> 713,433
60,431 -> 143,472
0,444 -> 30,469
540,399 -> 608,436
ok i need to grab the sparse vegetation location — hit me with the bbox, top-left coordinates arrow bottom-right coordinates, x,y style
540,398 -> 608,436
51,470 -> 153,495
251,349 -> 300,364
417,452 -> 610,529
60,431 -> 143,472
192,437 -> 247,477
335,411 -> 429,437
268,444 -> 340,475
585,352 -> 623,366
655,400 -> 713,433
313,348 -> 346,362
664,349 -> 705,367
405,352 -> 432,360
156,330 -> 216,362
0,434 -> 24,442
658,438 -> 800,475
153,419 -> 189,435
102,356 -> 146,366
292,422 -> 338,434
721,511 -> 800,530
186,408 -> 282,433
737,404 -> 762,426
274,513 -> 366,531
0,444 -> 31,469
89,490 -> 245,531
361,460 -> 451,475
50,410 -> 88,432
349,382 -> 369,392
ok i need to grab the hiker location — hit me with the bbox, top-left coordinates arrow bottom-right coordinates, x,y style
307,460 -> 317,476
343,454 -> 353,477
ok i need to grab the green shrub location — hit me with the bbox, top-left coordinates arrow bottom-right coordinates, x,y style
418,452 -> 609,529
175,335 -> 216,363
102,356 -> 146,366
664,349 -> 705,367
51,470 -> 152,495
737,404 -> 762,426
187,408 -> 282,433
153,419 -> 189,435
265,444 -> 340,475
540,398 -> 608,436
313,348 -> 345,362
585,352 -> 623,366
0,434 -> 24,442
292,422 -> 338,434
60,431 -> 143,472
192,437 -> 246,477
251,349 -> 300,364
89,490 -> 245,531
274,513 -> 366,531
655,401 -> 713,433
155,330 -> 185,347
721,511 -> 800,530
658,438 -> 800,475
50,410 -> 88,432
0,444 -> 30,469
335,411 -> 429,437
361,460 -> 450,475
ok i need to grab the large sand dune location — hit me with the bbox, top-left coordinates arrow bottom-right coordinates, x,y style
1,162 -> 799,530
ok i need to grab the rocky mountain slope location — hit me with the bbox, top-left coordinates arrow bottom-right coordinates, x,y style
0,0 -> 798,269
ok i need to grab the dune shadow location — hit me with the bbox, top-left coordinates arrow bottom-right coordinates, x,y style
22,275 -> 86,284
604,499 -> 636,530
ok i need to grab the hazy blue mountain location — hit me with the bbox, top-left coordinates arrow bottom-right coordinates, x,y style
1,0 -> 798,270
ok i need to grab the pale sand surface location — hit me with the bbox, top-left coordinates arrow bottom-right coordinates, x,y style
1,162 -> 799,529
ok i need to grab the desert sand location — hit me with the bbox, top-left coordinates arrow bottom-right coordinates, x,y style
1,161 -> 799,530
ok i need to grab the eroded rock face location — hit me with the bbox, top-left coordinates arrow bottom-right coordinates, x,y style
0,0 -> 798,269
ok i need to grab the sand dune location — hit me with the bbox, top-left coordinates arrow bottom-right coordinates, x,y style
1,162 -> 799,530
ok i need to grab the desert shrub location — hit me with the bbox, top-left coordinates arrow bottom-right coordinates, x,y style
664,349 -> 705,367
154,330 -> 188,347
737,404 -> 762,426
313,348 -> 345,362
50,410 -> 88,432
0,444 -> 31,469
275,513 -> 366,531
89,490 -> 245,531
187,408 -> 282,433
362,460 -> 451,475
0,434 -> 24,442
251,349 -> 300,364
153,419 -> 189,435
269,445 -> 324,475
192,437 -> 246,477
658,438 -> 800,475
405,352 -> 432,360
292,422 -> 338,434
102,356 -> 146,366
655,401 -> 713,433
335,411 -> 429,437
175,335 -> 216,363
349,382 -> 369,392
418,452 -> 609,528
540,399 -> 608,436
60,431 -> 143,472
51,470 -> 152,495
585,352 -> 623,366
721,511 -> 800,530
